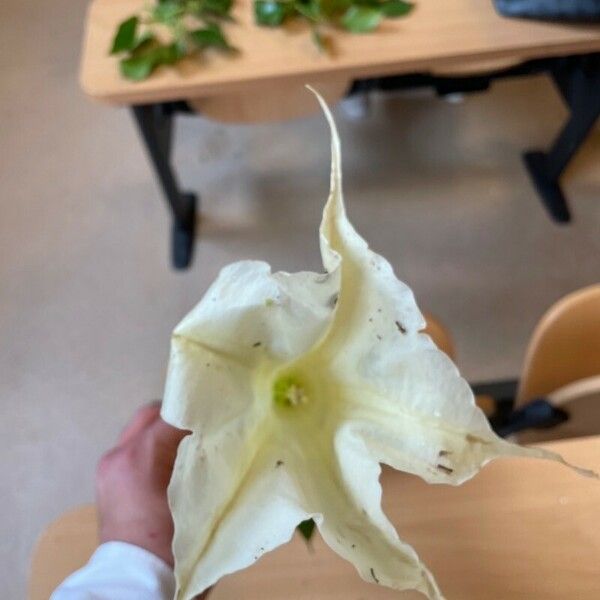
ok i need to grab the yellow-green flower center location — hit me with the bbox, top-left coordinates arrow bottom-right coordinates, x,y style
273,375 -> 309,408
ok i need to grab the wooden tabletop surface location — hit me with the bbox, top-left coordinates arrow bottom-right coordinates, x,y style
80,0 -> 600,105
30,435 -> 600,599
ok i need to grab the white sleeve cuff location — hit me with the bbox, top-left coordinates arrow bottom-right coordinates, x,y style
50,541 -> 176,600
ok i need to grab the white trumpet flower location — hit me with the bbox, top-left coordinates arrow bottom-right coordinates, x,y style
161,90 -> 595,600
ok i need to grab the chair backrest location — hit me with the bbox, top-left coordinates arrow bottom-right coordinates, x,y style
423,312 -> 456,361
516,284 -> 600,407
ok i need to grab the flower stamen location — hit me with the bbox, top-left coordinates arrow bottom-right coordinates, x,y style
273,376 -> 309,408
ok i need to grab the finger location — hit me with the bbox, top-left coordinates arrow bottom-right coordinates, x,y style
117,401 -> 161,446
150,417 -> 191,451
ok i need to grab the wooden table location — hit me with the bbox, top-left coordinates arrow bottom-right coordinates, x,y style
80,0 -> 600,268
30,435 -> 600,599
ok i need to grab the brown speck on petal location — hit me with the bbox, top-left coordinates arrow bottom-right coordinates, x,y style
466,434 -> 491,445
437,464 -> 454,475
376,334 -> 382,340
370,568 -> 380,584
395,321 -> 407,334
252,341 -> 262,347
275,460 -> 284,467
438,450 -> 452,457
328,293 -> 339,308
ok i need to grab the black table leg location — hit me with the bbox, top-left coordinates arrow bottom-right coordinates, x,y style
132,103 -> 197,269
523,54 -> 600,223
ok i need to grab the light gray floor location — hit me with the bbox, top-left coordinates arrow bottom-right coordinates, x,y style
1,1 -> 599,596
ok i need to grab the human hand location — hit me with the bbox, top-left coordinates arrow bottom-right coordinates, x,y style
96,402 -> 188,568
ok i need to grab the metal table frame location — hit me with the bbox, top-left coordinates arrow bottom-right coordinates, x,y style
131,52 -> 600,269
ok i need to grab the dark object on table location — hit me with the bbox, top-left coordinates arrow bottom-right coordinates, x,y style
494,0 -> 600,22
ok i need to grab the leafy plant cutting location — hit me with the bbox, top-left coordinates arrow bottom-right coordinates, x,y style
254,0 -> 414,50
110,0 -> 416,80
110,0 -> 236,81
160,88 -> 597,600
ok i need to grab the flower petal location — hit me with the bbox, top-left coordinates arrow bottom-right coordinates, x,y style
163,259 -> 338,431
344,348 -> 597,485
162,260 -> 341,598
176,260 -> 338,365
168,416 -> 309,600
301,90 -> 596,598
285,420 -> 443,599
306,88 -> 596,482
302,90 -> 429,383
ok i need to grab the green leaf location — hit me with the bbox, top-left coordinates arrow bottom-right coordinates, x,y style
254,0 -> 289,26
132,31 -> 156,51
190,24 -> 233,50
202,0 -> 234,16
319,0 -> 351,19
119,42 -> 184,81
186,0 -> 202,13
297,518 -> 316,542
295,0 -> 321,22
120,55 -> 155,81
172,36 -> 190,57
110,16 -> 138,54
157,42 -> 187,63
340,5 -> 381,33
380,0 -> 413,18
152,0 -> 184,25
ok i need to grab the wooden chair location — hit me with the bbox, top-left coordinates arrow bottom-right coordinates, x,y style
516,284 -> 600,405
422,311 -> 456,361
515,284 -> 600,443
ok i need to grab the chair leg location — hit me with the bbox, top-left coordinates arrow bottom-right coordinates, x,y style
523,54 -> 600,222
